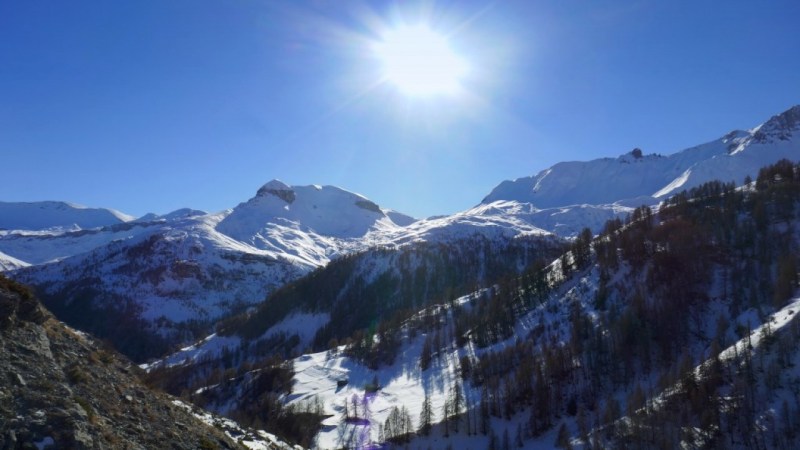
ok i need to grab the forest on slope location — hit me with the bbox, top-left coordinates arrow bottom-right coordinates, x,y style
148,160 -> 800,449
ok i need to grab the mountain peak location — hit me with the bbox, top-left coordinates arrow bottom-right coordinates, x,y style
259,179 -> 290,191
752,105 -> 800,143
256,179 -> 295,203
217,182 -> 403,248
617,148 -> 664,163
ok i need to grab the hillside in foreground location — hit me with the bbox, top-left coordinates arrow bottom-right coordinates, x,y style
0,274 -> 302,449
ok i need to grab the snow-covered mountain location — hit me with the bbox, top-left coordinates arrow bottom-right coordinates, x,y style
215,180 -> 413,266
4,107 -> 800,448
392,200 -> 630,240
0,200 -> 134,231
4,105 -> 799,363
159,161 -> 800,449
3,183 -> 420,361
480,105 -> 800,234
2,178 -> 559,362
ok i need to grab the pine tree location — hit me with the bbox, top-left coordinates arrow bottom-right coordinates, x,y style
555,423 -> 570,449
420,335 -> 432,371
443,399 -> 450,437
480,388 -> 491,435
774,254 -> 797,308
488,428 -> 498,450
419,390 -> 433,435
351,394 -> 360,420
451,381 -> 464,432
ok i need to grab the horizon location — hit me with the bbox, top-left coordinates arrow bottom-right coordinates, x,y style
2,1 -> 799,218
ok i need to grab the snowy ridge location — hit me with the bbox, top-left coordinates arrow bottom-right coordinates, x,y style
134,208 -> 208,222
0,250 -> 28,271
0,200 -> 133,231
482,105 -> 800,217
376,199 -> 629,242
0,220 -> 170,265
380,201 -> 551,245
12,212 -> 310,324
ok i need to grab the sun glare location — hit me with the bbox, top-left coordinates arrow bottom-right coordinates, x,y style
374,25 -> 468,96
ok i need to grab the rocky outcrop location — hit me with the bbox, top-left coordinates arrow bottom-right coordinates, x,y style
0,278 -> 45,329
355,199 -> 381,213
257,179 -> 296,204
0,275 -> 237,449
753,105 -> 800,143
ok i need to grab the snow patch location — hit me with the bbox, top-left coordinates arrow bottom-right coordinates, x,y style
653,167 -> 692,198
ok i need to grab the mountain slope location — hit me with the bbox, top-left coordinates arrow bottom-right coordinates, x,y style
0,250 -> 27,272
0,275 -> 240,449
0,219 -> 170,265
169,159 -> 800,449
10,212 -> 309,361
481,105 -> 800,234
5,183 -> 418,362
0,200 -> 133,231
5,106 -> 799,369
392,200 -> 632,241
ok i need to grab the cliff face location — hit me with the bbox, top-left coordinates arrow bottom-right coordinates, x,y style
0,276 -> 236,449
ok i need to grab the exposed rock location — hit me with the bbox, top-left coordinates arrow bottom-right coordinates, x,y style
355,199 -> 381,213
0,277 -> 45,329
0,275 -> 237,449
753,105 -> 800,143
257,179 -> 296,203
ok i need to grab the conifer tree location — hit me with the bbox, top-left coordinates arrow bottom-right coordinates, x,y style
419,389 -> 433,435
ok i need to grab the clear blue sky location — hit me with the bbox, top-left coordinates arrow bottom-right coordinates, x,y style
2,0 -> 799,219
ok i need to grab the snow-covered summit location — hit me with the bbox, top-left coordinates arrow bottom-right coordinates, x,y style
134,208 -> 207,223
216,182 -> 404,245
482,105 -> 800,210
0,201 -> 133,231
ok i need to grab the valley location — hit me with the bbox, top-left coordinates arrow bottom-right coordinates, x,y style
2,105 -> 800,449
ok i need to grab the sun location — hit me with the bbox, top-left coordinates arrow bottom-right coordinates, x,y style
373,25 -> 469,96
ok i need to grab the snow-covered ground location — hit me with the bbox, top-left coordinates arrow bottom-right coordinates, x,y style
172,399 -> 302,450
716,295 -> 800,363
281,283 -> 573,449
277,256 -> 800,449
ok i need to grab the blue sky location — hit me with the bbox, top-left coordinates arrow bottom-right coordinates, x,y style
2,1 -> 799,219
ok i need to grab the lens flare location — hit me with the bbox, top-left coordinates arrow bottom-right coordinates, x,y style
374,25 -> 469,96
